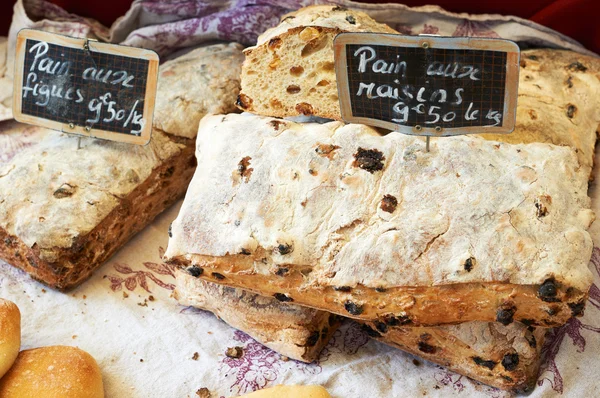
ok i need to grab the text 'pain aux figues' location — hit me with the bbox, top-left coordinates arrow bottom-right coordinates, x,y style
13,29 -> 159,145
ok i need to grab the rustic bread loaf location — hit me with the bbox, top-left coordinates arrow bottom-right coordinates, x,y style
0,299 -> 20,379
237,5 -> 397,119
165,113 -> 594,326
0,346 -> 104,398
174,269 -> 340,363
363,320 -> 545,393
0,43 -> 244,290
154,43 -> 244,139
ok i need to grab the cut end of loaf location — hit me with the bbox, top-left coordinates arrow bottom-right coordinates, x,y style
239,27 -> 343,120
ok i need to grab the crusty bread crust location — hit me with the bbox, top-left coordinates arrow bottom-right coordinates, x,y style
365,321 -> 545,393
0,130 -> 195,291
165,113 -> 593,326
170,256 -> 586,327
175,268 -> 545,391
0,346 -> 104,398
174,270 -> 340,362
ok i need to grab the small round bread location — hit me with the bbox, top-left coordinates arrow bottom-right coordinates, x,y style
0,298 -> 20,379
0,346 -> 104,398
238,385 -> 331,397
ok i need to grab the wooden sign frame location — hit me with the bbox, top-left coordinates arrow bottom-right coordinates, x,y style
13,29 -> 159,145
334,33 -> 520,137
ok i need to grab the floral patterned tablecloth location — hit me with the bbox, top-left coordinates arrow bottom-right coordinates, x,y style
1,1 -> 600,397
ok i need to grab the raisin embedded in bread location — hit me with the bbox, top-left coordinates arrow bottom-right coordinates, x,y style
238,5 -> 397,120
173,269 -> 340,363
164,113 -> 594,326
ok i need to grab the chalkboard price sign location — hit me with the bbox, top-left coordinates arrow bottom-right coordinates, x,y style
13,29 -> 159,145
334,33 -> 520,136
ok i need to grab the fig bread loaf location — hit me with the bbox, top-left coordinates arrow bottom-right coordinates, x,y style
154,42 -> 244,139
174,269 -> 341,362
237,5 -> 397,119
165,113 -> 594,327
0,43 -> 244,290
364,320 -> 545,393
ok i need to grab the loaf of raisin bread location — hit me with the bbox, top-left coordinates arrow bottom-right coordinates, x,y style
237,5 -> 397,119
364,320 -> 545,393
0,43 -> 244,290
174,269 -> 340,362
165,113 -> 594,327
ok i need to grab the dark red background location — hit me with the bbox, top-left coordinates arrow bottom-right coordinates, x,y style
1,1 -> 599,53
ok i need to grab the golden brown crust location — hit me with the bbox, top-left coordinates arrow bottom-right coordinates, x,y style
0,346 -> 104,398
367,322 -> 545,393
0,299 -> 20,379
0,135 -> 195,291
168,254 -> 586,327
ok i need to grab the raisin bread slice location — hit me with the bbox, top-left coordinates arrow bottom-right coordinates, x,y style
165,113 -> 594,326
364,320 -> 545,393
174,269 -> 340,363
0,43 -> 244,290
237,5 -> 397,119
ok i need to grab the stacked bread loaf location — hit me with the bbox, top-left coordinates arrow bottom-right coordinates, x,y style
161,5 -> 600,392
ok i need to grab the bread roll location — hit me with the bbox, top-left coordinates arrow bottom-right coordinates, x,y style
0,346 -> 104,398
0,299 -> 20,378
237,385 -> 331,398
